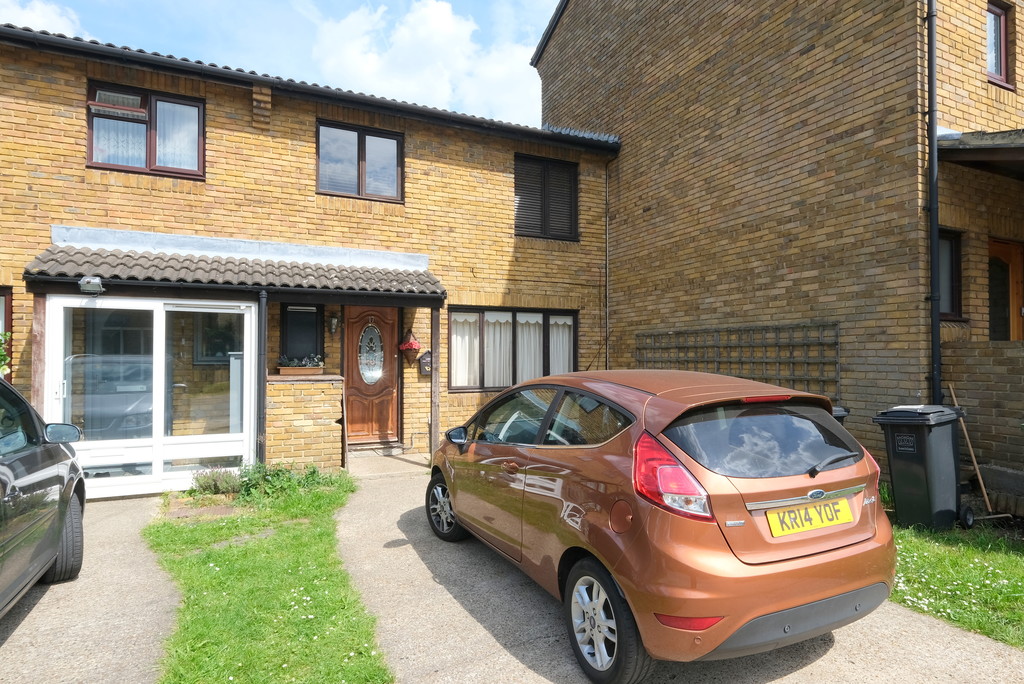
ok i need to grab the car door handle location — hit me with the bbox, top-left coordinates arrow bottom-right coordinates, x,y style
501,461 -> 520,475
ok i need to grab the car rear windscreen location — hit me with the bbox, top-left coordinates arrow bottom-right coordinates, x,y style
662,403 -> 863,478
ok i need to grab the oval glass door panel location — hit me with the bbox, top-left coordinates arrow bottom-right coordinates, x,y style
358,325 -> 384,385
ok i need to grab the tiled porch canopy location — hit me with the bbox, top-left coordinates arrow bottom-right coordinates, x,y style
23,226 -> 446,305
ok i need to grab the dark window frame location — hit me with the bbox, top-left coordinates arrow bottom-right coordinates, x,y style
280,304 -> 324,363
987,2 -> 1016,89
0,287 -> 10,378
86,82 -> 205,179
939,229 -> 964,321
514,154 -> 579,241
316,121 -> 404,202
447,307 -> 578,392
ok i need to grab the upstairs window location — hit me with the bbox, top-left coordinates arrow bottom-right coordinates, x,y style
987,2 -> 1015,87
87,84 -> 204,177
515,155 -> 579,240
318,123 -> 402,201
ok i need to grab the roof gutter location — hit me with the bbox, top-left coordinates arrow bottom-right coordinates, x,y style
22,274 -> 447,307
0,24 -> 619,154
925,0 -> 943,404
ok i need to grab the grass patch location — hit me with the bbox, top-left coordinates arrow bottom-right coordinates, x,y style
144,466 -> 393,683
891,522 -> 1024,648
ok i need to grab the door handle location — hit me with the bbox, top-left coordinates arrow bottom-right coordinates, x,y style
501,461 -> 520,475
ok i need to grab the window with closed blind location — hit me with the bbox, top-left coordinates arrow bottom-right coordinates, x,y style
514,155 -> 578,240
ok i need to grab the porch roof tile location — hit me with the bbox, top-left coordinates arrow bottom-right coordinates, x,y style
24,245 -> 447,298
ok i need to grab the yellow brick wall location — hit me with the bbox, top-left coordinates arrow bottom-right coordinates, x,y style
0,44 -> 612,450
937,0 -> 1024,133
265,378 -> 344,470
536,0 -> 929,450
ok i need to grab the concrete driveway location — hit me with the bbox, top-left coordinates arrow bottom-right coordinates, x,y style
336,471 -> 1024,683
0,497 -> 179,684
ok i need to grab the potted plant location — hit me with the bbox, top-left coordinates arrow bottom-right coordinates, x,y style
277,353 -> 325,375
398,331 -> 421,365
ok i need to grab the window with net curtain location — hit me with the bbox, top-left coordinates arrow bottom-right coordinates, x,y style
88,85 -> 202,176
450,309 -> 575,390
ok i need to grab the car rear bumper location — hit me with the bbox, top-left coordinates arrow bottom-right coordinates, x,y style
696,582 -> 889,661
613,508 -> 895,662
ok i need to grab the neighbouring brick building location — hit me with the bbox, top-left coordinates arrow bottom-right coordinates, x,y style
0,24 -> 617,498
532,0 -> 1024,511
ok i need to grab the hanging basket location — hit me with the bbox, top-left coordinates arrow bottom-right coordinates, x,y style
401,348 -> 419,365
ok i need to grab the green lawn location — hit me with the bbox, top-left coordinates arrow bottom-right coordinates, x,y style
143,468 -> 393,683
890,522 -> 1024,649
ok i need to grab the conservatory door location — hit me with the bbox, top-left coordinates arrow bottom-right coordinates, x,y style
45,296 -> 256,497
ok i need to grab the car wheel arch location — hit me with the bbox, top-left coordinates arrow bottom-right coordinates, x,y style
558,548 -> 618,601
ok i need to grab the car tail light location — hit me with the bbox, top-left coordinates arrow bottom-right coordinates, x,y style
741,394 -> 791,403
633,432 -> 713,521
655,613 -> 724,631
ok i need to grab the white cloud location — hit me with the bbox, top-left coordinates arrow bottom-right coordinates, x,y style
0,0 -> 88,37
308,0 -> 544,126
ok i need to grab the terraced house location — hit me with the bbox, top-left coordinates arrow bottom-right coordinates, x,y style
0,23 -> 617,498
4,0 -> 1024,512
532,0 -> 1024,511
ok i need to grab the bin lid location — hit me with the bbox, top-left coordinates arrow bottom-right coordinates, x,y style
872,404 -> 963,425
831,406 -> 850,418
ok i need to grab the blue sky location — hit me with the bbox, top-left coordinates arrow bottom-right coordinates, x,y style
0,0 -> 561,126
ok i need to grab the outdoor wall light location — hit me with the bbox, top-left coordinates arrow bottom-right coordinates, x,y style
78,276 -> 105,295
328,315 -> 340,335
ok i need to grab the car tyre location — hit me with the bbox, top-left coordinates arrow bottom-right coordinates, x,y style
564,557 -> 653,684
426,471 -> 470,542
42,491 -> 84,583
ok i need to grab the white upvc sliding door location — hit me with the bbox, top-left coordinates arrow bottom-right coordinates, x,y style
45,295 -> 256,498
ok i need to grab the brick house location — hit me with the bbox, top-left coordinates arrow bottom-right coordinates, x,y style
0,24 -> 617,498
532,0 -> 1024,510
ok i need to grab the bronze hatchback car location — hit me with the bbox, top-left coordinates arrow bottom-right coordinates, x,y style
426,370 -> 895,684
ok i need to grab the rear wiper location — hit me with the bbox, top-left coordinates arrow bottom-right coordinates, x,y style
807,451 -> 860,478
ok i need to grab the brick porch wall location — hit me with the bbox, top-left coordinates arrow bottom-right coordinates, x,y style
265,376 -> 344,472
943,342 -> 1024,515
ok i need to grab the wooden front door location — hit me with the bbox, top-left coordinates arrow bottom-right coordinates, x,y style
345,306 -> 399,443
989,240 -> 1024,341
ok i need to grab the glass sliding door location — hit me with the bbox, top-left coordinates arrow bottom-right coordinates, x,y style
46,296 -> 255,497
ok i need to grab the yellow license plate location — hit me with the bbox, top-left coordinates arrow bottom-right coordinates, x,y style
767,498 -> 853,537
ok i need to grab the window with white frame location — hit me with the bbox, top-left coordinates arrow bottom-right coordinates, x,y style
449,309 -> 575,390
87,83 -> 204,177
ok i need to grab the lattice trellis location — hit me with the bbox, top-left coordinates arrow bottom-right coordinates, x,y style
635,323 -> 841,402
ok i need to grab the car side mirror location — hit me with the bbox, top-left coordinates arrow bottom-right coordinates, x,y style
45,423 -> 83,443
446,426 -> 468,445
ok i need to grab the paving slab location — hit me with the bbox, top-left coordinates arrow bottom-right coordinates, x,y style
336,471 -> 1024,683
0,497 -> 180,684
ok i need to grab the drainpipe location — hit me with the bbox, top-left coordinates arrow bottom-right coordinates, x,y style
926,0 -> 943,404
257,289 -> 268,464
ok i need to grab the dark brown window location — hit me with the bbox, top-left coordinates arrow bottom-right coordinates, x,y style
280,305 -> 323,364
317,122 -> 403,200
987,2 -> 1015,88
87,83 -> 204,178
939,230 -> 963,319
515,155 -> 578,240
449,308 -> 576,391
0,287 -> 10,379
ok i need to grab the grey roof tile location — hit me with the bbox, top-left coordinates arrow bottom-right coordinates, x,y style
25,245 -> 446,297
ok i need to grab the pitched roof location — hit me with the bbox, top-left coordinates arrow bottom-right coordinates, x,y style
24,245 -> 446,302
0,22 -> 618,153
